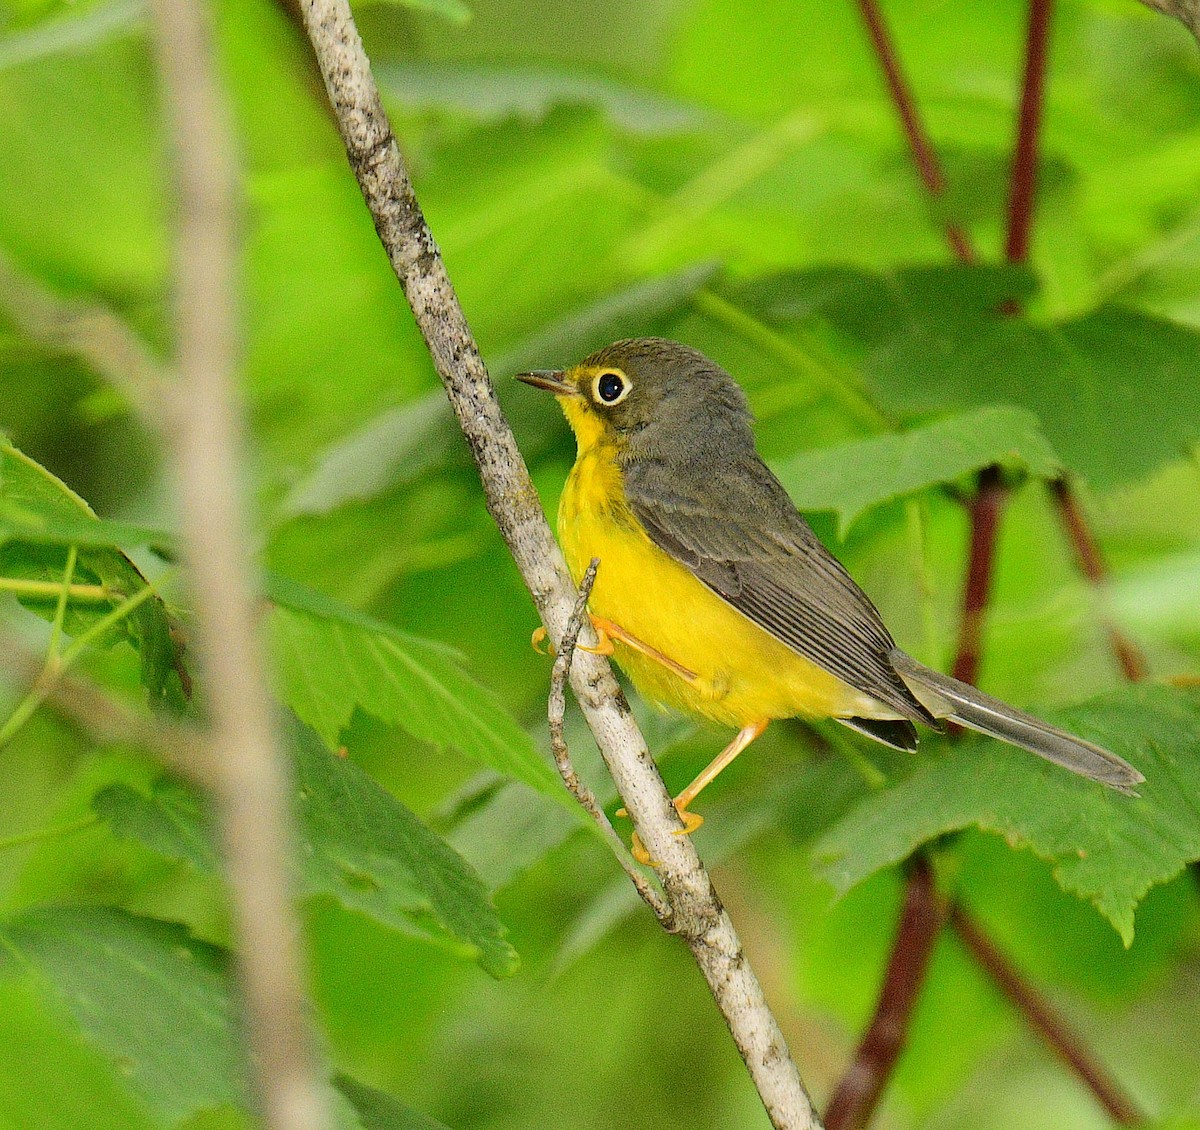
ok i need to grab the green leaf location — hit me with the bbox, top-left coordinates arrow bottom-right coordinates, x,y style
736,264 -> 1200,489
813,684 -> 1200,944
266,573 -> 565,803
0,905 -> 404,1129
0,906 -> 249,1127
0,504 -> 174,552
92,778 -> 218,873
773,406 -> 1062,535
377,60 -> 706,135
335,1075 -> 455,1130
95,722 -> 520,977
0,977 -> 159,1130
0,439 -> 181,704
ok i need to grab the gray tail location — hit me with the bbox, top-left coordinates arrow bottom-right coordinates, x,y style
890,651 -> 1144,795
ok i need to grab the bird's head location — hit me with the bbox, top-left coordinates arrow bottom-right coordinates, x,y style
517,337 -> 751,457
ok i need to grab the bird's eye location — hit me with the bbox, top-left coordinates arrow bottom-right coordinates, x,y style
594,370 -> 629,405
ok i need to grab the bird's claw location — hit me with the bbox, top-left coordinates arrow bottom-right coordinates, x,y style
530,626 -> 556,656
531,618 -> 613,657
617,799 -> 703,867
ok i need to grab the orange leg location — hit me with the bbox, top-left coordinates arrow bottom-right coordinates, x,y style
531,618 -> 616,657
591,616 -> 698,681
621,718 -> 769,865
533,616 -> 696,680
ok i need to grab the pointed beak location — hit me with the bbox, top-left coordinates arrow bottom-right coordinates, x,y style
516,369 -> 577,396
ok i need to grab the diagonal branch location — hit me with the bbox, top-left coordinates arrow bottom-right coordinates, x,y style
1049,480 -> 1148,682
951,465 -> 1009,689
1005,0 -> 1054,266
549,559 -> 672,922
1004,0 -> 1149,684
949,906 -> 1146,1125
297,3 -> 823,1127
853,0 -> 975,263
824,856 -> 945,1130
149,2 -> 328,1128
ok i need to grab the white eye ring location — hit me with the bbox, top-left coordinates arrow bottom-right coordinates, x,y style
593,369 -> 631,406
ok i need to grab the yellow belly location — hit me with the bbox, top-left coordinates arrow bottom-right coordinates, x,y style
557,445 -> 884,728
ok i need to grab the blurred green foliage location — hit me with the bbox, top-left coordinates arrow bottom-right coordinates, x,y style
2,0 -> 1200,1127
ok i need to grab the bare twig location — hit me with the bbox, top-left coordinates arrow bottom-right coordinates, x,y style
548,558 -> 672,922
1049,480 -> 1148,682
1006,0 -> 1054,265
949,906 -> 1146,1125
951,466 -> 1008,688
853,0 -> 975,263
824,857 -> 945,1130
297,3 -> 822,1126
149,3 -> 327,1129
1009,0 -> 1149,684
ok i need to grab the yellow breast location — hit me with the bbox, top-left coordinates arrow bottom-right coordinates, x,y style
556,422 -> 881,728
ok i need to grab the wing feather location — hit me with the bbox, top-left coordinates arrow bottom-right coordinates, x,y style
624,450 -> 934,725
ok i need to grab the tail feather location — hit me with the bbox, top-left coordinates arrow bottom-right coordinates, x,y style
890,651 -> 1144,795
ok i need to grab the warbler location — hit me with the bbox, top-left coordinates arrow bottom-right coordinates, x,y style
519,338 -> 1142,832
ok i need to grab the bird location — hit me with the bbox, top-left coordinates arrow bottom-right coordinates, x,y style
518,337 -> 1142,844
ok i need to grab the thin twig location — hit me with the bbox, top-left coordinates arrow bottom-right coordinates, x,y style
1005,0 -> 1054,266
949,906 -> 1146,1125
148,3 -> 327,1129
853,0 -> 975,263
1049,480 -> 1148,682
824,857 -> 945,1130
1009,0 -> 1148,683
549,559 -> 672,923
297,4 -> 823,1127
951,466 -> 1008,688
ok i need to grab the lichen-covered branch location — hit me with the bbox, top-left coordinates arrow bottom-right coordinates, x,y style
296,3 -> 823,1126
548,559 -> 673,922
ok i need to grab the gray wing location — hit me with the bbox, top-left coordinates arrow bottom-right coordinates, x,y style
623,451 -> 935,725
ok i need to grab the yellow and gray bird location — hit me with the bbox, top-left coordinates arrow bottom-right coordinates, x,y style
520,338 -> 1142,832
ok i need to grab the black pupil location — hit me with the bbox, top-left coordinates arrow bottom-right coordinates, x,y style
597,372 -> 624,402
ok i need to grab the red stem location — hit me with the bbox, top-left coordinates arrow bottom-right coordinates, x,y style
950,906 -> 1146,1125
1049,480 -> 1149,682
1005,0 -> 1054,264
952,466 -> 1008,688
824,857 -> 946,1130
854,0 -> 975,263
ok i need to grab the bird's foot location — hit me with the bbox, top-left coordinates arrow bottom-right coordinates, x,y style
576,616 -> 615,656
530,616 -> 615,658
617,799 -> 704,866
530,626 -> 554,656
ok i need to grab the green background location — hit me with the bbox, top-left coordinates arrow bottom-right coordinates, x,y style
2,0 -> 1200,1127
